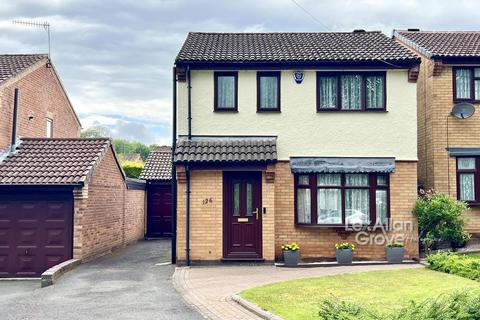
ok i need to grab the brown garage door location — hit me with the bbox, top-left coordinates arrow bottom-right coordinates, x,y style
147,184 -> 172,238
0,190 -> 73,278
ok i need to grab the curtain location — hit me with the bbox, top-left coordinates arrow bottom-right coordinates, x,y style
260,76 -> 278,109
317,174 -> 341,186
319,76 -> 337,108
456,69 -> 471,99
317,189 -> 342,224
460,173 -> 475,201
341,75 -> 361,110
366,76 -> 384,109
218,76 -> 235,108
345,174 -> 368,186
297,189 -> 311,223
475,80 -> 480,100
376,190 -> 387,225
345,189 -> 370,224
377,175 -> 387,186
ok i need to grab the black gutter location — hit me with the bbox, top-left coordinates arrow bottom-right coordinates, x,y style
171,66 -> 177,264
11,88 -> 19,152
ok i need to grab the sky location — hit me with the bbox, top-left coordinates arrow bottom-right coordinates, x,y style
0,0 -> 478,146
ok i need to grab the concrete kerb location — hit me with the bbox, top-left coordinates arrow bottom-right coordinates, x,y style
232,294 -> 282,320
41,259 -> 81,288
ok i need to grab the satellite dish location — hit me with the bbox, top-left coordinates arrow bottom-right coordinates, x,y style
451,102 -> 476,119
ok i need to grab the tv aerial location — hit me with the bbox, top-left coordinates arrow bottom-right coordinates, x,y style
12,20 -> 51,58
451,102 -> 476,119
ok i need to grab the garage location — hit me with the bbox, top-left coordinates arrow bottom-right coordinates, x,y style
0,137 -> 147,277
140,146 -> 172,238
0,189 -> 73,277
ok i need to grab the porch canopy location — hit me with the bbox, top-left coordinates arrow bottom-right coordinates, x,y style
290,157 -> 395,174
174,136 -> 277,164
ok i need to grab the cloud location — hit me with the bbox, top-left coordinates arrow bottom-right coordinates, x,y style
0,0 -> 479,145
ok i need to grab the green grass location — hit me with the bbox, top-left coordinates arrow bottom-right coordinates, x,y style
461,252 -> 480,259
240,268 -> 480,320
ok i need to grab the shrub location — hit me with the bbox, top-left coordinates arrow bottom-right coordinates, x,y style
386,242 -> 404,248
318,291 -> 480,320
426,251 -> 480,281
281,242 -> 300,251
335,242 -> 355,250
122,161 -> 144,179
413,191 -> 470,250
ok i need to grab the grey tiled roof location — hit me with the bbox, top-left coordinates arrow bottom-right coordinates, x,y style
174,137 -> 277,163
0,138 -> 111,185
395,30 -> 480,58
0,54 -> 48,83
176,32 -> 419,65
139,146 -> 172,181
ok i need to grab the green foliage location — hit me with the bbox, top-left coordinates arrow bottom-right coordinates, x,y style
386,242 -> 404,248
114,139 -> 156,161
281,242 -> 300,251
413,191 -> 470,250
318,291 -> 480,320
122,161 -> 144,179
427,251 -> 480,281
80,125 -> 112,138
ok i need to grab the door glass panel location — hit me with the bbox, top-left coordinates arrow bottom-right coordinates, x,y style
246,183 -> 253,216
458,158 -> 476,169
459,173 -> 475,201
233,182 -> 240,216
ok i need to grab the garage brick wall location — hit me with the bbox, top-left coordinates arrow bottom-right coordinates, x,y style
74,147 -> 145,261
0,62 -> 81,150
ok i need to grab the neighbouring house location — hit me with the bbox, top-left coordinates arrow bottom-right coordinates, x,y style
172,31 -> 421,264
395,30 -> 480,234
140,146 -> 173,238
0,54 -> 81,150
0,138 -> 146,277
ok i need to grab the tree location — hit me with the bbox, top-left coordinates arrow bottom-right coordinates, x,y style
80,125 -> 112,138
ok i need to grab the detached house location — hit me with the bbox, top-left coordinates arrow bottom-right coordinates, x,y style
395,30 -> 480,233
173,31 -> 421,264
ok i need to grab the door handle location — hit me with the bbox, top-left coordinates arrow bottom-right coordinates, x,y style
252,208 -> 259,220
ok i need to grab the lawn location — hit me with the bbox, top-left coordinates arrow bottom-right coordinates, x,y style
240,268 -> 480,320
461,252 -> 480,259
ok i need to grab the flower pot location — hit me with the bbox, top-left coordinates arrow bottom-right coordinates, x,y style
283,250 -> 300,266
385,247 -> 404,264
336,249 -> 353,264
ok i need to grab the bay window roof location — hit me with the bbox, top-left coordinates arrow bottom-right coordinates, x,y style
290,157 -> 396,174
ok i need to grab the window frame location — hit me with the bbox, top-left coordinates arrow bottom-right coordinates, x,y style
256,71 -> 281,112
316,71 -> 387,112
46,117 -> 53,138
294,172 -> 390,227
453,67 -> 480,103
456,156 -> 480,204
214,71 -> 238,112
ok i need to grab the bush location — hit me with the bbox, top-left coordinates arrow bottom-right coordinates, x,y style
426,251 -> 480,281
413,191 -> 470,250
122,161 -> 144,179
318,291 -> 480,320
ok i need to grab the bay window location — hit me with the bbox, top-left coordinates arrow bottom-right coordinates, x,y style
317,72 -> 386,111
295,173 -> 389,226
454,67 -> 480,102
214,72 -> 238,111
457,157 -> 479,203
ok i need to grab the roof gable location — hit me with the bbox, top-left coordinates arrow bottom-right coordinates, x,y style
176,31 -> 419,66
0,54 -> 47,83
139,146 -> 172,181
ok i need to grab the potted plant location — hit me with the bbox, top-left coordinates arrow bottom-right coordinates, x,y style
335,242 -> 355,264
385,242 -> 405,263
282,242 -> 300,266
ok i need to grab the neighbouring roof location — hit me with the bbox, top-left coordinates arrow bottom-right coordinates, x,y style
290,157 -> 396,174
394,30 -> 480,59
176,31 -> 419,66
139,146 -> 172,181
0,138 -> 114,185
174,137 -> 277,164
0,54 -> 48,83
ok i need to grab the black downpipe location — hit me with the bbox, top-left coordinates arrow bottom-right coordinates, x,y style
11,88 -> 19,152
187,66 -> 192,139
185,164 -> 191,266
171,67 -> 177,264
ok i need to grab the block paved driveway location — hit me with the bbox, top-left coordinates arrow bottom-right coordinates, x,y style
0,240 -> 201,320
174,263 -> 423,319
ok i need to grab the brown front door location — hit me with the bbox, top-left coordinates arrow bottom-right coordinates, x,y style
147,184 -> 172,238
223,172 -> 262,260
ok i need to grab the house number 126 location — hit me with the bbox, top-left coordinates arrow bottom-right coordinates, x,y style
202,198 -> 213,205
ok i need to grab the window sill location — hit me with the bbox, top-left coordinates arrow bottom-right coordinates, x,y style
213,109 -> 238,113
464,202 -> 480,207
257,109 -> 281,113
295,224 -> 389,230
453,99 -> 480,104
316,109 -> 388,113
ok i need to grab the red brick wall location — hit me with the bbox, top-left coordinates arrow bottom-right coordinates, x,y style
73,147 -> 145,261
0,62 -> 80,149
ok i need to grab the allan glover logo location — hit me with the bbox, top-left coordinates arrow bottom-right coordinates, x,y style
344,219 -> 417,246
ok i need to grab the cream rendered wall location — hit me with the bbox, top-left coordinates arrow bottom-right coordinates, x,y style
177,69 -> 417,161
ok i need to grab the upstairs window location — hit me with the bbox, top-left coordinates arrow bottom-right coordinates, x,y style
257,71 -> 281,112
454,67 -> 480,102
295,173 -> 389,226
46,118 -> 53,138
317,72 -> 386,111
214,72 -> 238,111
